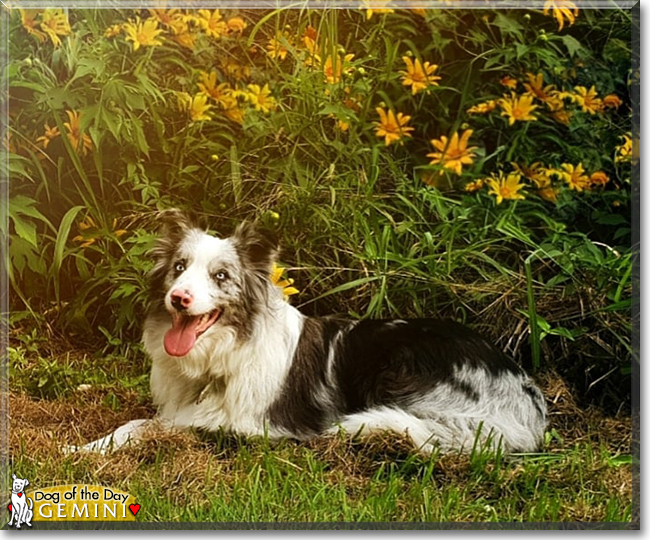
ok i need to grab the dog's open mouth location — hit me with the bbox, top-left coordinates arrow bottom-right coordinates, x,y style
164,309 -> 222,357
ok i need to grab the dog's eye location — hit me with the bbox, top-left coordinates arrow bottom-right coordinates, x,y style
213,271 -> 228,281
174,261 -> 185,273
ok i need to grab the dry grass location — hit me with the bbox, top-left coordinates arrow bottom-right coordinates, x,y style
7,367 -> 634,524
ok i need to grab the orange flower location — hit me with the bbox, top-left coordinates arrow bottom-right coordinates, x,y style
500,76 -> 518,89
602,94 -> 623,109
226,17 -> 247,34
63,110 -> 92,155
373,107 -> 414,146
427,130 -> 478,175
590,171 -> 610,187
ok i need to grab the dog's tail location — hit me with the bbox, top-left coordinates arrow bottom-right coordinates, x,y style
27,497 -> 33,509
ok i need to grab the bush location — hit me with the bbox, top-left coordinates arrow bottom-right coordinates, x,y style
3,5 -> 635,408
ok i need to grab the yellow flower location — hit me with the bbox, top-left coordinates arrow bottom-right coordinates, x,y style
523,72 -> 556,102
466,100 -> 498,115
40,9 -> 71,47
538,186 -> 559,203
511,162 -> 551,188
166,15 -> 198,50
399,56 -> 441,95
63,110 -> 93,155
267,32 -> 291,61
602,94 -> 623,109
197,9 -> 227,39
573,86 -> 602,114
590,171 -> 610,187
73,216 -> 126,248
104,24 -> 123,38
323,53 -> 355,85
499,93 -> 538,125
464,179 -> 484,192
543,0 -> 579,31
615,134 -> 633,164
219,58 -> 251,81
147,8 -> 180,27
221,95 -> 246,125
246,84 -> 277,113
271,264 -> 299,298
373,107 -> 414,146
560,163 -> 590,191
227,17 -> 247,34
486,172 -> 526,204
197,71 -> 232,107
19,9 -> 46,43
427,130 -> 478,175
336,119 -> 350,132
178,93 -> 212,122
35,123 -> 60,149
123,17 -> 163,52
500,76 -> 518,89
545,91 -> 573,125
360,0 -> 395,19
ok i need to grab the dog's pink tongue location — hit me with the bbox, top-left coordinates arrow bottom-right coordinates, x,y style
164,316 -> 201,357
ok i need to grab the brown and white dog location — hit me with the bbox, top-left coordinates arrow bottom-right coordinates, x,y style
72,211 -> 547,455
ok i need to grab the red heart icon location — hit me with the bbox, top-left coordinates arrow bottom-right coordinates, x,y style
129,504 -> 140,516
17,493 -> 23,498
7,503 -> 12,512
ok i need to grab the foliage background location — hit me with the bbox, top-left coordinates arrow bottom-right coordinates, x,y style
3,4 -> 636,410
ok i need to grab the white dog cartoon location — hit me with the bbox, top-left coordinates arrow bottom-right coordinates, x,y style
8,474 -> 33,528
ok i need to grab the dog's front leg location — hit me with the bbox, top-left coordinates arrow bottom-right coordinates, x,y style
65,419 -> 154,455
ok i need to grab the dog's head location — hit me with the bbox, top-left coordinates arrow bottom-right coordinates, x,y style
12,474 -> 28,494
148,210 -> 280,357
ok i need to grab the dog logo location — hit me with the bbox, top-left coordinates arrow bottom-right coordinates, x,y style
7,474 -> 34,528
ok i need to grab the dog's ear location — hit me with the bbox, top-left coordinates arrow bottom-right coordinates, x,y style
154,208 -> 198,237
12,474 -> 16,480
23,480 -> 29,487
232,222 -> 279,271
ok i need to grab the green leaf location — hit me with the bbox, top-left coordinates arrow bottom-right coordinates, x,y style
561,35 -> 583,57
11,215 -> 37,247
51,206 -> 85,299
492,13 -> 523,40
